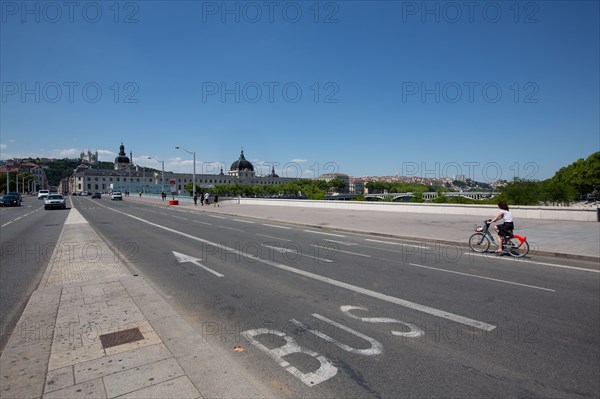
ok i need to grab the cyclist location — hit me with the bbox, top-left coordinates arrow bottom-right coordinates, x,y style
489,202 -> 514,254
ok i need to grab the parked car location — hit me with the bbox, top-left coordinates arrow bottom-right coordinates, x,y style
92,192 -> 102,199
0,194 -> 21,207
37,189 -> 50,199
111,192 -> 123,200
44,194 -> 66,210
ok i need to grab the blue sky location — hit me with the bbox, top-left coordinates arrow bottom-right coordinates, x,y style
1,0 -> 599,182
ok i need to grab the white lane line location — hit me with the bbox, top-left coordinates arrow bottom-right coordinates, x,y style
311,244 -> 372,258
1,207 -> 42,227
193,220 -> 213,226
173,215 -> 188,220
466,253 -> 600,273
303,230 -> 346,238
220,226 -> 244,232
262,223 -> 291,230
158,212 -> 168,216
234,219 -> 254,224
324,239 -> 358,246
261,244 -> 334,263
366,238 -> 430,249
408,263 -> 555,292
208,215 -> 226,219
102,206 -> 497,331
256,233 -> 292,242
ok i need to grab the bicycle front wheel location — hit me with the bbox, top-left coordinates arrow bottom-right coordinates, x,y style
469,233 -> 490,253
506,238 -> 530,258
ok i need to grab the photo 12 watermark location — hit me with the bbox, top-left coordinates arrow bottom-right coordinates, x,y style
0,241 -> 140,264
200,1 -> 340,24
1,1 -> 140,24
201,81 -> 339,104
400,1 -> 540,24
400,161 -> 540,182
1,81 -> 140,104
401,81 -> 540,104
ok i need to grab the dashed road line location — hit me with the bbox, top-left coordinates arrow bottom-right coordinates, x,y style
366,238 -> 430,249
262,224 -> 291,229
303,230 -> 346,238
311,244 -> 371,258
408,263 -> 555,292
466,253 -> 600,273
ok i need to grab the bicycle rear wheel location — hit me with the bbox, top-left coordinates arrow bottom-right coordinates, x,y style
506,238 -> 530,258
469,233 -> 490,253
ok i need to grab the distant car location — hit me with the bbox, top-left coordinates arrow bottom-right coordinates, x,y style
6,192 -> 22,205
0,194 -> 21,207
92,192 -> 102,199
111,192 -> 123,200
37,189 -> 50,199
44,194 -> 66,210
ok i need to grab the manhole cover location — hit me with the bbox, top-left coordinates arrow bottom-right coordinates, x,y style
99,328 -> 144,349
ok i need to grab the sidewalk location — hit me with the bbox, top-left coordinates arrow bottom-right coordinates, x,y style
136,196 -> 600,261
0,207 -> 270,399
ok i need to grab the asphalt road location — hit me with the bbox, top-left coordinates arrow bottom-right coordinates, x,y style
0,196 -> 70,350
60,197 -> 600,397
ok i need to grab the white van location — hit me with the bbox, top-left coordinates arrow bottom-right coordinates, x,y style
37,189 -> 50,199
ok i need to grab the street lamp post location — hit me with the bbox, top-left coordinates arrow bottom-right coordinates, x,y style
16,173 -> 23,193
175,146 -> 196,197
148,157 -> 165,193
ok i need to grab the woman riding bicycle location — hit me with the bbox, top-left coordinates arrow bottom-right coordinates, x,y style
489,202 -> 514,254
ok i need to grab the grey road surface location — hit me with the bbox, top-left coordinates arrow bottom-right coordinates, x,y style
71,196 -> 600,398
0,197 -> 70,350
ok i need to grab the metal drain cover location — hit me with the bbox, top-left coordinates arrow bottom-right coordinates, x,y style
99,328 -> 144,349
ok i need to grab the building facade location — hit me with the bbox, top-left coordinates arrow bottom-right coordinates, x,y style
69,146 -> 298,195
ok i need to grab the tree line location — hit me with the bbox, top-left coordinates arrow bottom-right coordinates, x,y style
185,178 -> 346,200
188,152 -> 599,206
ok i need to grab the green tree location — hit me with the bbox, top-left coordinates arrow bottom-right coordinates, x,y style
497,178 -> 543,205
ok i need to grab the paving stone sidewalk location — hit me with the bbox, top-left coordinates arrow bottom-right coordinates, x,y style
0,207 -> 270,399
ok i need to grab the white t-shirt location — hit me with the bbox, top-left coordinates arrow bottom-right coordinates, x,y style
501,210 -> 513,223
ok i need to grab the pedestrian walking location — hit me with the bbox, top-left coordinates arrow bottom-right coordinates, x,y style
204,192 -> 209,205
193,193 -> 198,206
161,192 -> 167,201
214,194 -> 219,207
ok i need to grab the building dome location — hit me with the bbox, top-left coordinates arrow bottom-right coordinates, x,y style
114,143 -> 130,164
230,149 -> 254,172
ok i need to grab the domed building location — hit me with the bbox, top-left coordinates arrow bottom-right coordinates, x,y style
114,142 -> 132,170
228,149 -> 255,179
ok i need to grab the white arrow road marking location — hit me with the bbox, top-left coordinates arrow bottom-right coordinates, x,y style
172,251 -> 224,277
